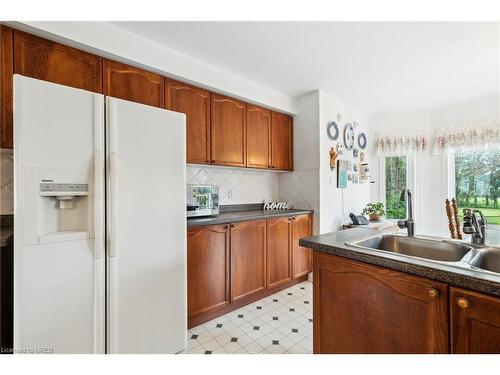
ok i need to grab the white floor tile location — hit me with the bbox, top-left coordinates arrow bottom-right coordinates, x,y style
185,280 -> 313,355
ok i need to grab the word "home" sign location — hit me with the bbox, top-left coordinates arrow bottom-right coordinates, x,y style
263,201 -> 294,210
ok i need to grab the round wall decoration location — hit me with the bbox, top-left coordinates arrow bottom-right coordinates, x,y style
358,132 -> 367,149
343,123 -> 355,151
327,121 -> 339,140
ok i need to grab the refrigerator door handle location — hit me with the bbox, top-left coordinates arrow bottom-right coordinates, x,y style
109,151 -> 118,257
94,149 -> 104,259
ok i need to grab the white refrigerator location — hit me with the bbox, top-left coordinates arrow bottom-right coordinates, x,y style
13,75 -> 187,354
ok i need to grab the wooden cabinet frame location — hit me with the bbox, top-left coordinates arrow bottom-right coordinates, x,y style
1,28 -> 294,168
165,78 -> 211,164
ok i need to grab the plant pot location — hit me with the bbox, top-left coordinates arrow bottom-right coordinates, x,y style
369,213 -> 381,222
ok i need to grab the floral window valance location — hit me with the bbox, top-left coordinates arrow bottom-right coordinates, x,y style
433,121 -> 500,154
375,120 -> 500,157
375,134 -> 428,156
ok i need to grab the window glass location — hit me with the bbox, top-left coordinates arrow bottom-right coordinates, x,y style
385,156 -> 407,219
455,150 -> 500,225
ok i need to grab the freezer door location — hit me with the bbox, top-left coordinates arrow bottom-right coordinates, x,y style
13,75 -> 105,354
106,97 -> 187,354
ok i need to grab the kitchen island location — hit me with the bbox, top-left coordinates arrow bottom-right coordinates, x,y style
300,229 -> 500,354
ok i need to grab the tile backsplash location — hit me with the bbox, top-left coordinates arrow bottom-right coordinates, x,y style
187,165 -> 279,205
279,169 -> 320,234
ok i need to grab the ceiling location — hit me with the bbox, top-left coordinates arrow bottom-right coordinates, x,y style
111,22 -> 499,114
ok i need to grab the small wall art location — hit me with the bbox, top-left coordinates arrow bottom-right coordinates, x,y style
337,160 -> 348,188
329,147 -> 338,170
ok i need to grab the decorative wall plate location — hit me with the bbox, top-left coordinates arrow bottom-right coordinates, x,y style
336,143 -> 344,155
344,123 -> 355,151
327,121 -> 339,140
358,132 -> 367,149
353,148 -> 359,158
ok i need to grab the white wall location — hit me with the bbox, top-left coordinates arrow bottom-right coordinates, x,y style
9,21 -> 297,115
279,91 -> 320,233
279,90 -> 373,234
370,95 -> 500,237
318,91 -> 372,233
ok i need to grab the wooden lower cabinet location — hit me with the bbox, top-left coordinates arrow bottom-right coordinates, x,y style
451,287 -> 500,353
291,214 -> 312,279
230,220 -> 266,302
187,225 -> 230,324
267,217 -> 292,288
187,214 -> 311,327
313,252 -> 449,354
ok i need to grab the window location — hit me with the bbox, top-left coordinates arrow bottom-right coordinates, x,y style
455,150 -> 500,225
385,156 -> 407,219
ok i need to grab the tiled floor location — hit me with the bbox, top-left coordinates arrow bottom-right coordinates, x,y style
185,280 -> 313,354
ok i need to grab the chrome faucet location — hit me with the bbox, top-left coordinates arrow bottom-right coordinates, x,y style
462,208 -> 487,245
398,189 -> 415,236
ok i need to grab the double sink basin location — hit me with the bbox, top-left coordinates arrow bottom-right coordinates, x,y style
347,234 -> 500,275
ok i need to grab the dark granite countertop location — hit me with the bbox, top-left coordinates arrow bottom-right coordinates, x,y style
300,228 -> 500,298
187,208 -> 313,228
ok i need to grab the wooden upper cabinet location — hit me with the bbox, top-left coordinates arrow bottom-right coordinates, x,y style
103,59 -> 164,108
1,25 -> 13,149
271,112 -> 293,170
230,220 -> 267,302
166,79 -> 210,164
451,287 -> 500,353
313,253 -> 449,354
210,93 -> 246,167
246,104 -> 271,169
187,225 -> 230,320
266,217 -> 292,289
292,214 -> 313,279
13,30 -> 102,93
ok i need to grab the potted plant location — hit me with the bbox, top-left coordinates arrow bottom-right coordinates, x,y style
362,202 -> 385,222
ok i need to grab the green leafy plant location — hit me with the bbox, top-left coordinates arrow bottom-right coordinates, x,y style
362,202 -> 386,216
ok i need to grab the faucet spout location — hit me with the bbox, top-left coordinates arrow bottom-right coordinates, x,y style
398,189 -> 415,236
463,208 -> 487,245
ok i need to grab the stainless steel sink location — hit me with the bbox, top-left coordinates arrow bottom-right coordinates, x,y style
350,234 -> 473,262
471,249 -> 500,274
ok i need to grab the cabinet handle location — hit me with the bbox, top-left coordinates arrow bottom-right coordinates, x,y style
456,297 -> 470,309
427,288 -> 438,298
231,224 -> 235,228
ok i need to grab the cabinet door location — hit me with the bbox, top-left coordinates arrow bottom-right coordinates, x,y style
13,30 -> 102,93
210,93 -> 246,167
187,225 -> 230,318
271,112 -> 293,170
166,79 -> 210,164
292,214 -> 312,279
313,253 -> 449,354
103,59 -> 164,108
266,217 -> 292,288
230,220 -> 266,302
451,287 -> 500,353
1,25 -> 13,149
246,104 -> 271,169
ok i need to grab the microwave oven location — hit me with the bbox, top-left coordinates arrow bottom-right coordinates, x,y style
186,184 -> 219,217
